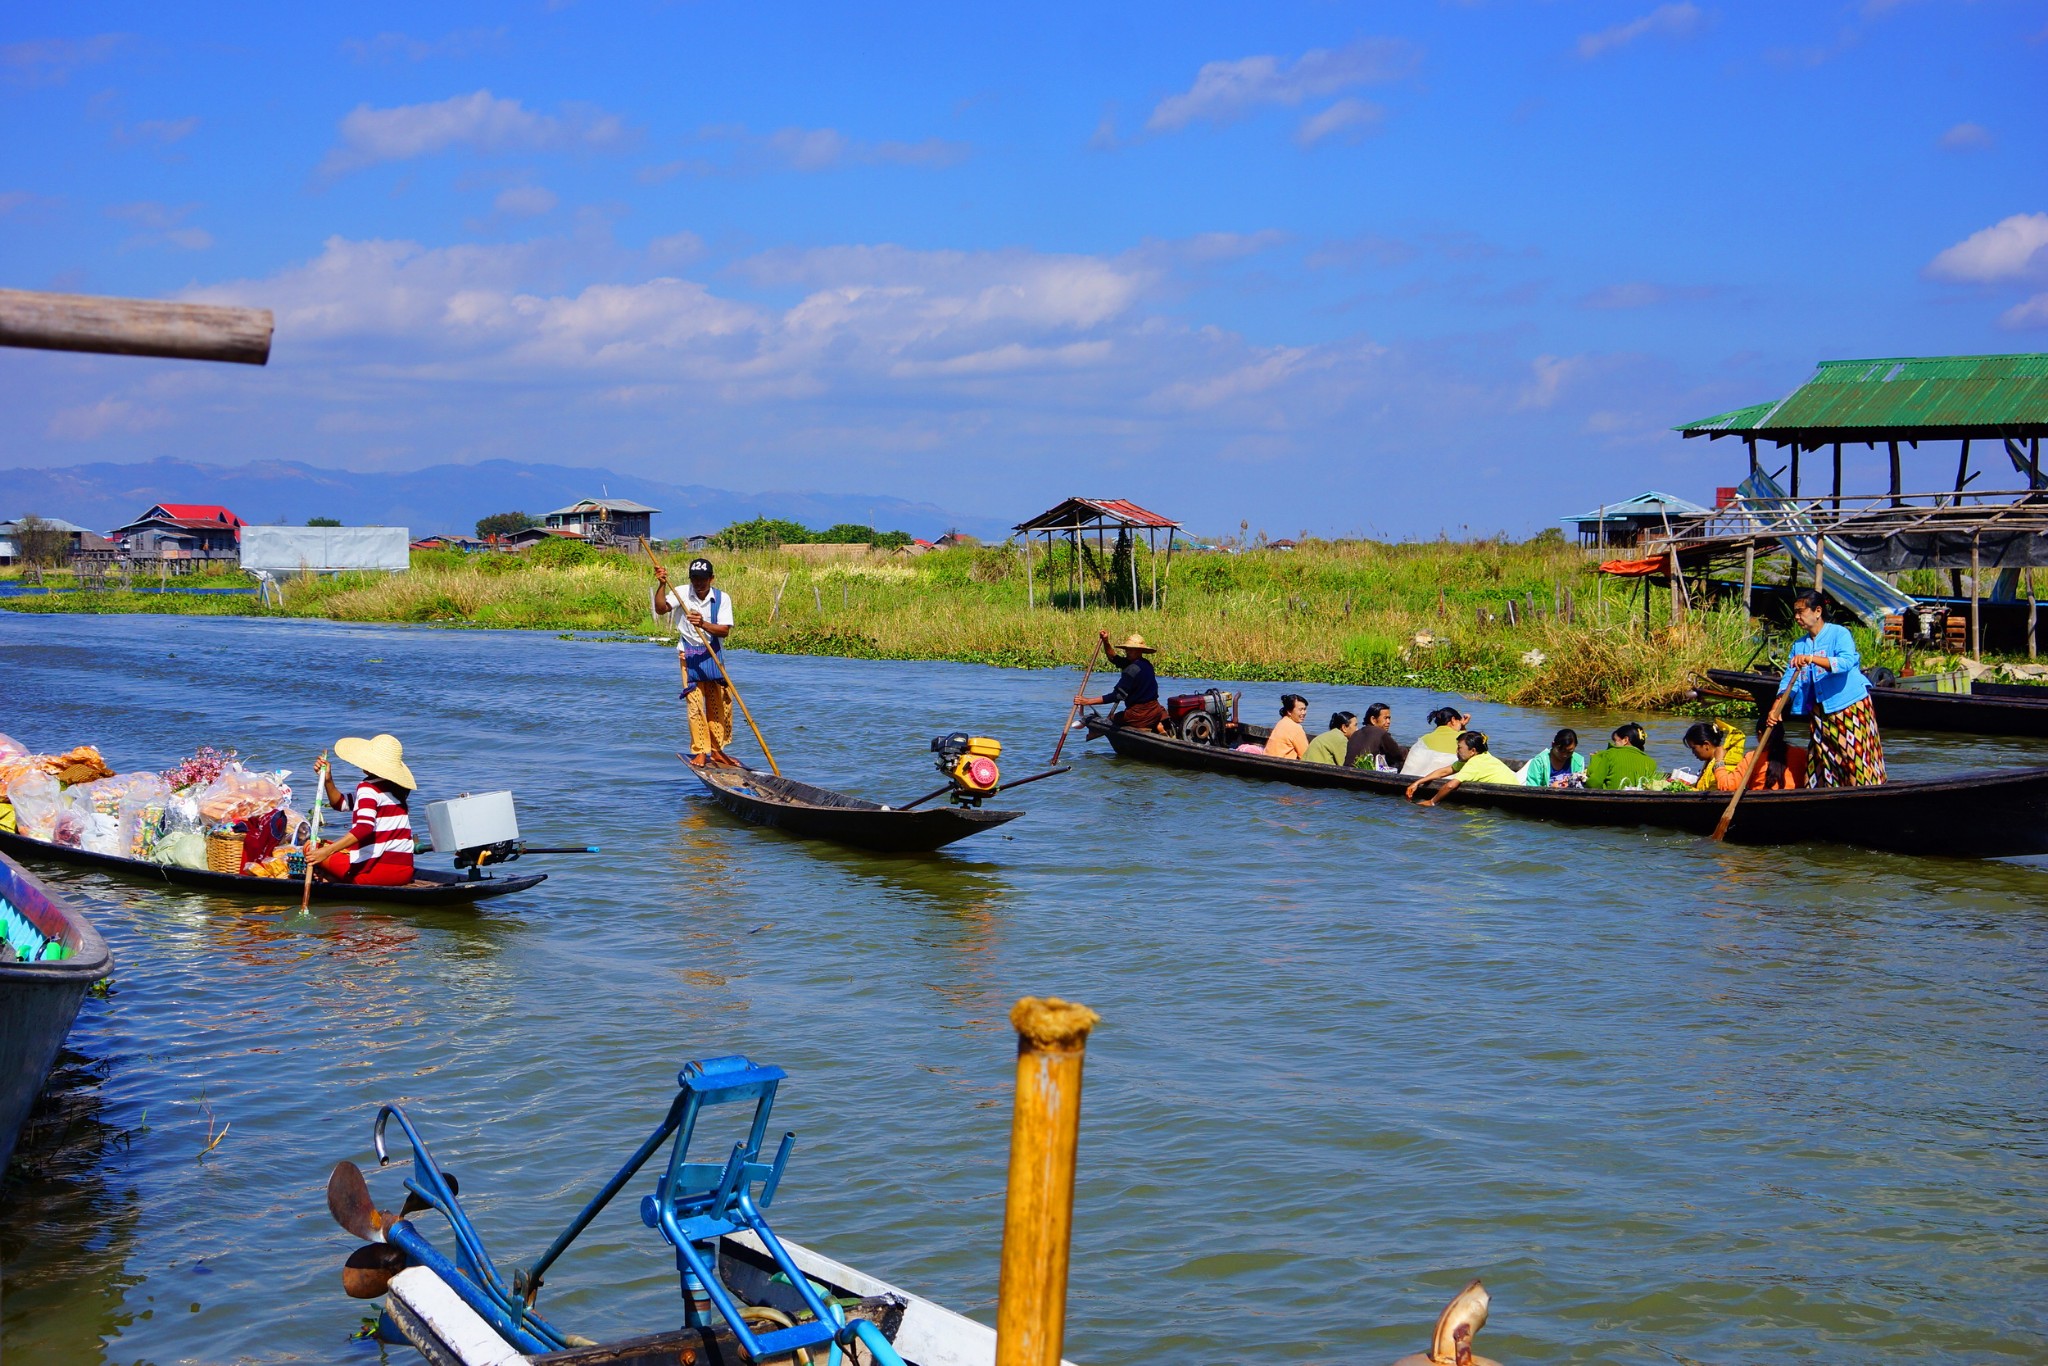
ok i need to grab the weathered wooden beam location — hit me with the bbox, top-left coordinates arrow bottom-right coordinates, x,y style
1889,441 -> 1902,507
0,287 -> 272,365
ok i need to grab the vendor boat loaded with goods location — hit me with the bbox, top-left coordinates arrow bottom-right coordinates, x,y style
0,735 -> 590,906
0,849 -> 111,1173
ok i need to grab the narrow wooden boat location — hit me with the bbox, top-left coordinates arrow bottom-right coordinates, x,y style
690,762 -> 1024,853
0,827 -> 547,906
1706,667 -> 2048,738
1,850 -> 112,1172
328,1055 -> 1080,1366
1084,717 -> 2048,857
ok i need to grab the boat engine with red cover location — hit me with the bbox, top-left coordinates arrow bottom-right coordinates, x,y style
1165,689 -> 1237,745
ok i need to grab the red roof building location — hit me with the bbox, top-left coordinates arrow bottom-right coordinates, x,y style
142,503 -> 244,529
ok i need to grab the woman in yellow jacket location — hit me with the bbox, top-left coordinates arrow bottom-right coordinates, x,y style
1682,719 -> 1748,790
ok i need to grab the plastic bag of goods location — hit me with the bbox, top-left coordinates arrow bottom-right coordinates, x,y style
0,734 -> 25,763
8,771 -> 63,841
152,795 -> 209,869
191,765 -> 292,826
115,775 -> 174,860
0,753 -> 47,799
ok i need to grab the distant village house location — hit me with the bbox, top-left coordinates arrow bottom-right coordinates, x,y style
110,503 -> 244,562
543,498 -> 658,544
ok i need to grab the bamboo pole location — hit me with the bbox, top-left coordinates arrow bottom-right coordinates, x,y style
994,997 -> 1099,1366
1813,536 -> 1826,594
1971,532 -> 1982,658
1741,541 -> 1755,616
0,287 -> 273,365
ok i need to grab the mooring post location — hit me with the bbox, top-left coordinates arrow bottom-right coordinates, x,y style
994,997 -> 1099,1366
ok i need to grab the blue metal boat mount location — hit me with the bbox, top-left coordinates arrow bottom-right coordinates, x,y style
362,1054 -> 907,1364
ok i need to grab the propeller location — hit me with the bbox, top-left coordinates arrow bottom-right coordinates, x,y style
342,1242 -> 409,1299
326,1160 -> 393,1243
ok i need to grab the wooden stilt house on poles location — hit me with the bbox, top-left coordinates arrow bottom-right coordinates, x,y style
1664,353 -> 2048,651
1013,498 -> 1182,611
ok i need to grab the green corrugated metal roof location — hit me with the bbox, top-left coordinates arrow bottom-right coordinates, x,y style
1675,353 -> 2048,437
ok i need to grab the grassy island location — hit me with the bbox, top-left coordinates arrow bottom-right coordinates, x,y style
3,536 -> 1904,712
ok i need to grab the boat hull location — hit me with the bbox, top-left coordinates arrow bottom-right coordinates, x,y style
0,828 -> 546,906
0,852 -> 111,1173
1088,720 -> 2048,857
691,765 -> 1023,853
1707,668 -> 2048,738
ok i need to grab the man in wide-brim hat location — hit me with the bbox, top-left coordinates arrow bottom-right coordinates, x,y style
1076,631 -> 1168,733
309,733 -> 419,886
652,555 -> 737,767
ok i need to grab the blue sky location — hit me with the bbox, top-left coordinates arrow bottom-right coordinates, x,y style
3,1 -> 2045,538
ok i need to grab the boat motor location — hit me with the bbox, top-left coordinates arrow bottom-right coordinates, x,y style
930,733 -> 1002,807
1165,689 -> 1237,745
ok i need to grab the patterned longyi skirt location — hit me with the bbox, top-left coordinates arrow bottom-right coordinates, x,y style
1806,694 -> 1886,788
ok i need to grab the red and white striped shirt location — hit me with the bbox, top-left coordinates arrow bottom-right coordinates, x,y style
348,779 -> 415,878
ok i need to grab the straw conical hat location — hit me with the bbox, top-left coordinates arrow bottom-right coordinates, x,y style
1118,633 -> 1155,652
334,734 -> 417,790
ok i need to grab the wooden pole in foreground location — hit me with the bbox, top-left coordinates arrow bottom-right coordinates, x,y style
0,288 -> 272,365
995,997 -> 1099,1366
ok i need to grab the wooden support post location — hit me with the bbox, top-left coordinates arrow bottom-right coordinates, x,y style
994,997 -> 1098,1366
813,582 -> 823,614
1955,438 -> 1972,502
1668,549 -> 1684,623
1148,528 -> 1159,610
1789,443 -> 1801,499
2030,567 -> 2038,661
1831,442 -> 1842,511
1074,530 -> 1084,612
1971,533 -> 1982,658
1889,441 -> 1902,507
0,287 -> 273,365
1741,541 -> 1755,616
1023,535 -> 1033,609
1564,585 -> 1574,624
1814,536 -> 1826,594
1505,598 -> 1518,627
1746,437 -> 1758,477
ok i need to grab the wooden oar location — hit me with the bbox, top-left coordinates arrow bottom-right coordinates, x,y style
646,539 -> 780,776
300,749 -> 328,912
1049,636 -> 1104,766
1711,696 -> 1787,841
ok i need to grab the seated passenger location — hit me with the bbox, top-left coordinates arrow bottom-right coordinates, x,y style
1523,728 -> 1586,787
1399,706 -> 1470,778
1344,702 -> 1408,771
1263,694 -> 1311,760
1682,719 -> 1749,791
1746,721 -> 1808,790
1584,723 -> 1660,790
1405,730 -> 1519,806
1305,712 -> 1359,765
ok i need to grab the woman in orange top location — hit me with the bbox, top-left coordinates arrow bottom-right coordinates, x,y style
1264,694 -> 1311,760
1707,721 -> 1806,790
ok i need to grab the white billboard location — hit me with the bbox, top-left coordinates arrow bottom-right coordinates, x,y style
242,525 -> 410,574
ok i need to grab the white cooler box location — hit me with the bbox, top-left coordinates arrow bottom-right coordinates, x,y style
424,791 -> 519,857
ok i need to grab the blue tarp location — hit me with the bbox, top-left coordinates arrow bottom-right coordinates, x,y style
1736,471 -> 1915,626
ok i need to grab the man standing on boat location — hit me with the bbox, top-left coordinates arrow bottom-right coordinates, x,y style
1076,631 -> 1167,731
653,557 -> 737,767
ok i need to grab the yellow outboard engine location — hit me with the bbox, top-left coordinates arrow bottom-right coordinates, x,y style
931,733 -> 1003,807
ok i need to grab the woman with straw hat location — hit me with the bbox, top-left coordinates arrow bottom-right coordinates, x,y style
1075,631 -> 1168,733
309,733 -> 418,887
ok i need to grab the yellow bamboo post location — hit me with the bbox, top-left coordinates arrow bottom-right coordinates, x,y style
994,997 -> 1100,1366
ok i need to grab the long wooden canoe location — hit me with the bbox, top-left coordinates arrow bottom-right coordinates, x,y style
690,762 -> 1023,853
0,828 -> 546,905
1084,718 -> 2048,857
1,851 -> 111,1172
1707,667 -> 2048,738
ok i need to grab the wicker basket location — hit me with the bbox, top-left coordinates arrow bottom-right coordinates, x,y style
205,831 -> 246,875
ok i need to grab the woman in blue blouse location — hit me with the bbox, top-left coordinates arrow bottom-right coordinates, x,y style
1775,589 -> 1886,787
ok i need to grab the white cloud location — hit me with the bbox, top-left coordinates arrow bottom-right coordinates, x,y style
107,200 -> 212,250
321,90 -> 628,175
0,34 -> 128,87
1295,98 -> 1384,147
1517,354 -> 1586,410
2003,294 -> 2048,329
342,28 -> 507,63
1938,122 -> 1993,152
1576,4 -> 1703,60
649,231 -> 704,264
493,184 -> 559,218
685,125 -> 971,174
1925,213 -> 2048,283
120,115 -> 200,145
1147,39 -> 1417,132
46,397 -> 171,440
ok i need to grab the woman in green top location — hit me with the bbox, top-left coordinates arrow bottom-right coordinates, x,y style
1304,712 -> 1359,766
1522,728 -> 1586,787
1584,723 -> 1661,789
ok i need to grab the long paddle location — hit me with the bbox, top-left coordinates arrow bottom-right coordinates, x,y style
645,539 -> 779,776
300,749 -> 327,912
1711,696 -> 1787,842
1050,635 -> 1105,766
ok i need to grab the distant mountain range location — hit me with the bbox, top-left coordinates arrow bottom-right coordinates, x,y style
0,458 -> 1009,540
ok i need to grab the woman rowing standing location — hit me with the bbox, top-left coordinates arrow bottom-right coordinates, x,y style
1774,589 -> 1885,787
